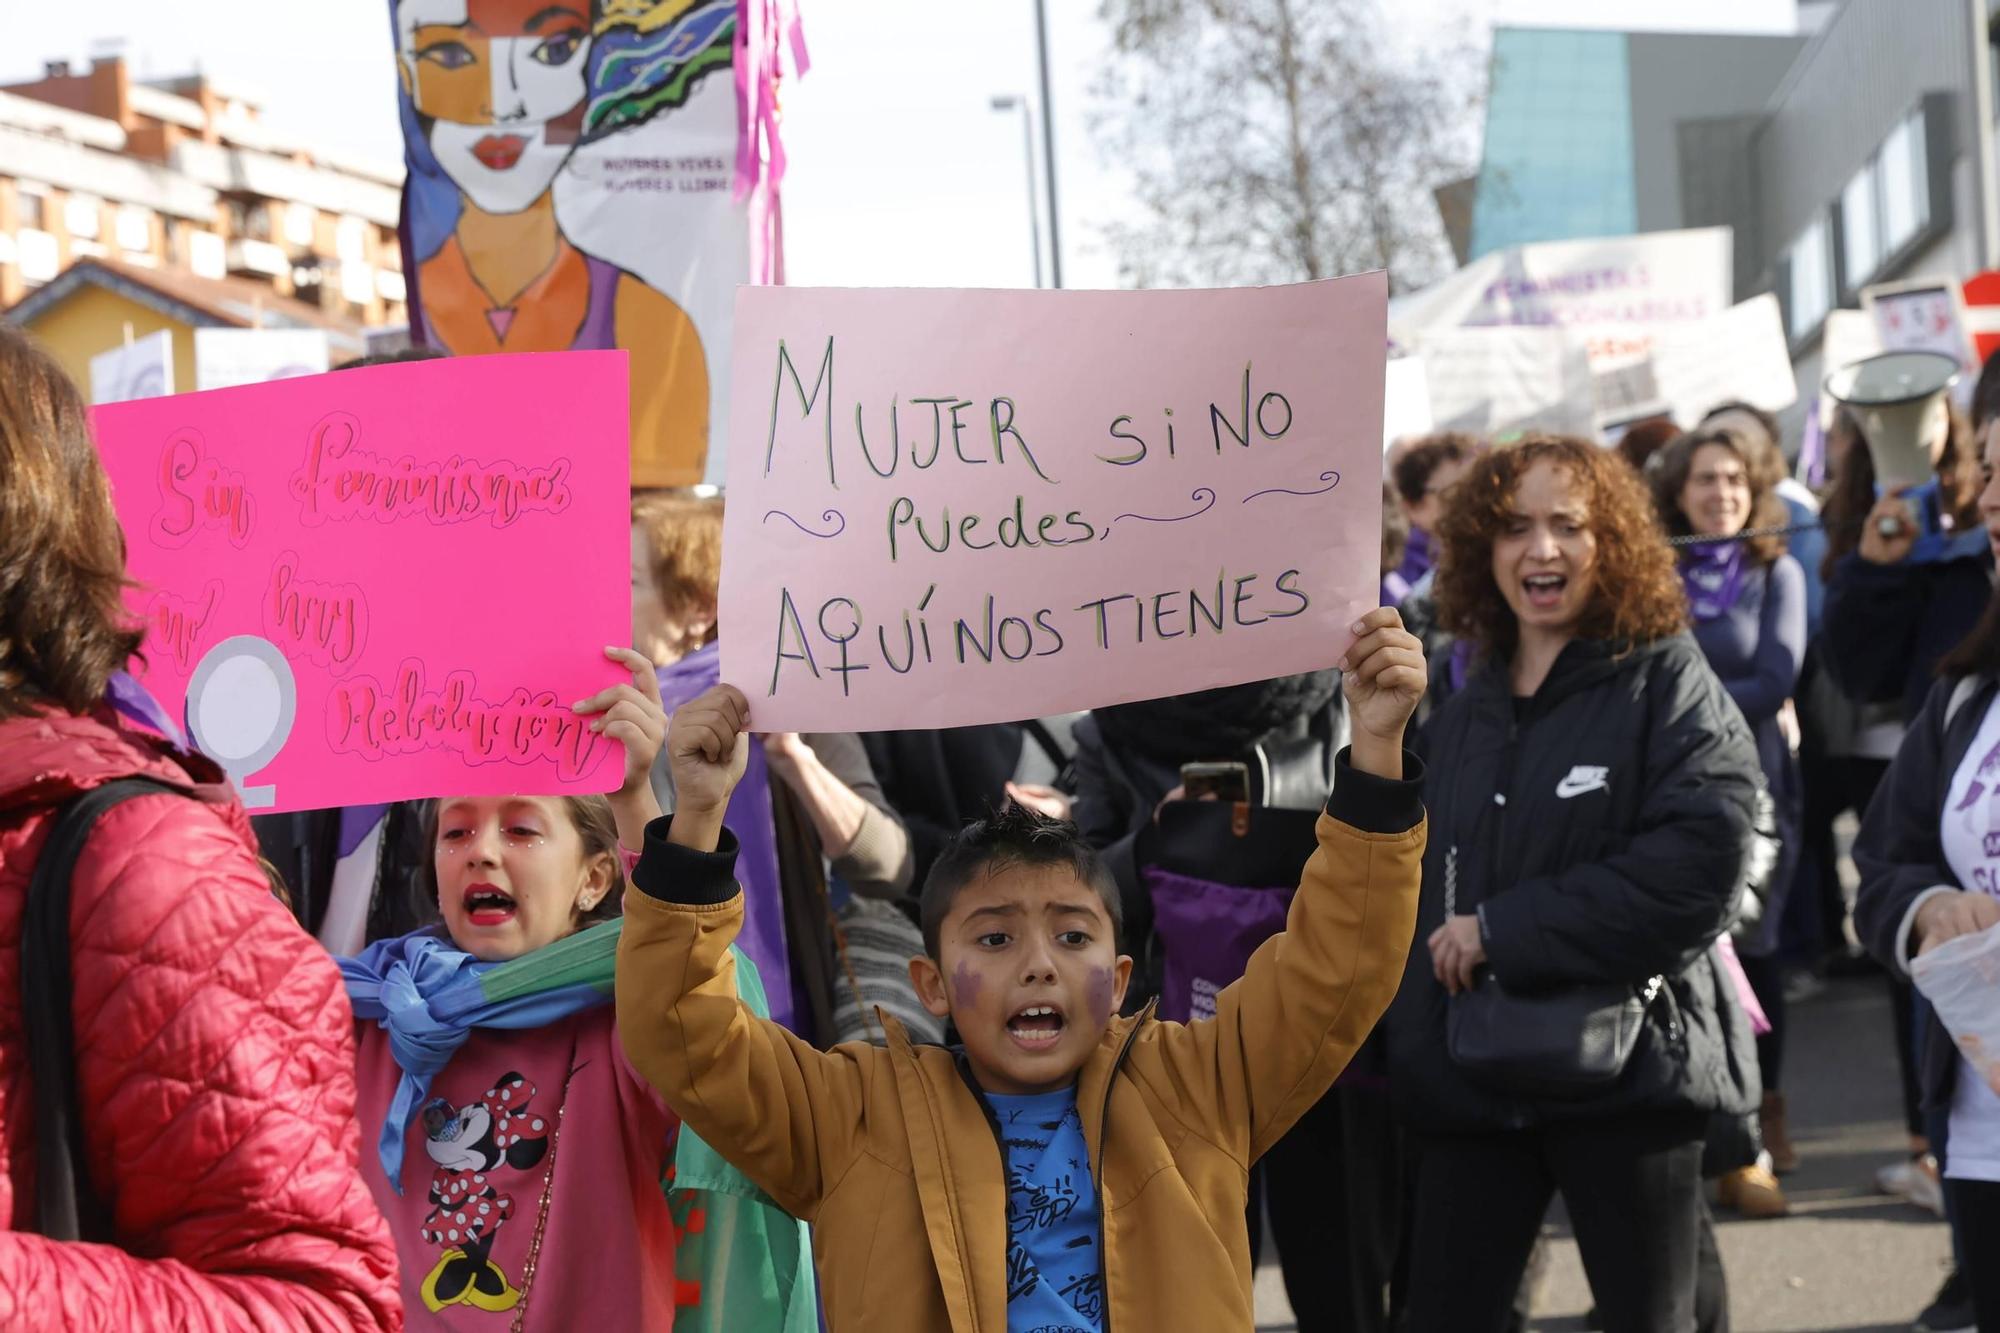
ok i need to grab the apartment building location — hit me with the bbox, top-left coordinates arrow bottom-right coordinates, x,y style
0,55 -> 405,326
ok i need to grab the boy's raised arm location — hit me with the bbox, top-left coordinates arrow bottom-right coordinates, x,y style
615,686 -> 871,1222
1131,610 -> 1428,1162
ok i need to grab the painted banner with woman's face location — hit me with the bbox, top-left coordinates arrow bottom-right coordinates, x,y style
390,0 -> 747,486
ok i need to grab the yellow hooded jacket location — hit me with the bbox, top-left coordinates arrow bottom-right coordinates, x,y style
616,756 -> 1424,1332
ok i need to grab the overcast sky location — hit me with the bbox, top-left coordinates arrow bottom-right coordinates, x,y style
2,0 -> 1803,290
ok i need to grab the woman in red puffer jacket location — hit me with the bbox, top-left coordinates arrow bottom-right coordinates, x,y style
0,325 -> 400,1331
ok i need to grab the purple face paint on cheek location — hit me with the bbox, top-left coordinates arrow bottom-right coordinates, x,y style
1085,966 -> 1116,1027
951,961 -> 984,1012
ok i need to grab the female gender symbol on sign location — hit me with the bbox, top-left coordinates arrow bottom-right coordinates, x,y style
185,635 -> 298,809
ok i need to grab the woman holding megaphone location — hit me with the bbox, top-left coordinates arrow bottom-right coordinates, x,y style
1820,352 -> 1989,730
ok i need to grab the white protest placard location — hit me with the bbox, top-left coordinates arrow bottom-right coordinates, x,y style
719,279 -> 1388,733
1389,227 -> 1732,435
1649,294 -> 1799,424
1414,325 -> 1595,439
1389,226 -> 1732,347
1823,308 -> 1885,382
89,330 -> 174,405
1384,357 -> 1434,450
194,328 -> 332,392
1576,325 -> 1666,426
1864,278 -> 1976,372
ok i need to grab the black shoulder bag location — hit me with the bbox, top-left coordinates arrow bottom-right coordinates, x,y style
22,777 -> 181,1241
1441,842 -> 1663,1098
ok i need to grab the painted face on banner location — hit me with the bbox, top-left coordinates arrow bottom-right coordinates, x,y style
398,0 -> 592,215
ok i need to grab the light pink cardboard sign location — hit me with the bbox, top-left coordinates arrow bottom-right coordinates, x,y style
720,278 -> 1388,732
94,351 -> 632,813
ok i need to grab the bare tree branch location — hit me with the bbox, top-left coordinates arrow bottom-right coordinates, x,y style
1092,0 -> 1482,292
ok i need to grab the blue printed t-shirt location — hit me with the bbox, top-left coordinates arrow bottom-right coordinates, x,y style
986,1088 -> 1104,1333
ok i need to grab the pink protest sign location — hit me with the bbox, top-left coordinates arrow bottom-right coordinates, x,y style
720,278 -> 1388,732
93,351 -> 631,813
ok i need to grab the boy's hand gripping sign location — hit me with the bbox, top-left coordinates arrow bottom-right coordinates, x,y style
95,351 -> 631,813
720,277 -> 1389,732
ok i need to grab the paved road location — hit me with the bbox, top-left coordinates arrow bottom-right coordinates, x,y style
1255,974 -> 1955,1332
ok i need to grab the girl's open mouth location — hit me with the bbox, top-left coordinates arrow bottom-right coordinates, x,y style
462,883 -> 517,927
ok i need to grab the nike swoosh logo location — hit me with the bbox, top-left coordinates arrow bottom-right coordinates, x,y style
1555,776 -> 1607,799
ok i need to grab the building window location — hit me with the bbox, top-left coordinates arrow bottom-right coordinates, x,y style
1834,103 -> 1939,293
17,229 -> 59,284
14,184 -> 47,231
336,216 -> 369,264
1880,109 -> 1929,257
116,207 -> 152,255
285,204 -> 318,250
1840,163 -> 1879,291
1788,214 -> 1834,341
341,261 -> 376,306
64,194 -> 102,240
189,229 -> 226,280
229,198 -> 273,242
292,262 -> 327,308
1991,22 -> 2000,128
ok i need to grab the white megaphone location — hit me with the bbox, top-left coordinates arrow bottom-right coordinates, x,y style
1824,350 -> 1961,491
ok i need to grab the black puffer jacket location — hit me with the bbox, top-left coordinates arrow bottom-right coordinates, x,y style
1823,547 -> 1993,723
1385,633 -> 1763,1134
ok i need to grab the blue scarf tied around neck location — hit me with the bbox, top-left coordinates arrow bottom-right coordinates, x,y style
341,924 -> 619,1191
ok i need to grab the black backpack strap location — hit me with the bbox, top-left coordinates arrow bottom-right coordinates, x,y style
23,776 -> 183,1242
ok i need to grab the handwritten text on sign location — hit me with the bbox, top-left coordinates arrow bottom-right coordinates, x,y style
719,278 -> 1388,732
95,351 -> 631,813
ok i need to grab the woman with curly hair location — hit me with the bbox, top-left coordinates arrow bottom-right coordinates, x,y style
1652,425 -> 1808,1215
1385,437 -> 1764,1333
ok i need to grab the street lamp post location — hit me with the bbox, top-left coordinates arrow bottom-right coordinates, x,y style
991,95 -> 1045,289
1033,0 -> 1063,288
1970,0 -> 2000,268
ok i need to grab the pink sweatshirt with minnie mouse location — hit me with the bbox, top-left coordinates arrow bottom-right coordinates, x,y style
355,1007 -> 686,1330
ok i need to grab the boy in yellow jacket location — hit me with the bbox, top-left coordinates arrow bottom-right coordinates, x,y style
616,607 -> 1428,1332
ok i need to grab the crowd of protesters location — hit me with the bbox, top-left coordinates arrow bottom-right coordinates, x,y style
2,310 -> 1998,1333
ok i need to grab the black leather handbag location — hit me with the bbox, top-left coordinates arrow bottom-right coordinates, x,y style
1446,971 -> 1661,1098
1438,845 -> 1663,1098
